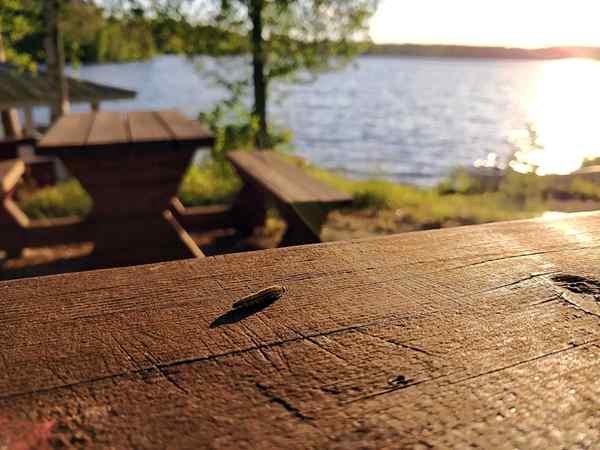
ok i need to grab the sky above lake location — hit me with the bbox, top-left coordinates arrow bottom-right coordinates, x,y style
370,0 -> 600,48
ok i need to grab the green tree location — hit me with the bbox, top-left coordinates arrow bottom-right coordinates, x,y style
0,0 -> 41,70
177,0 -> 378,147
60,1 -> 105,64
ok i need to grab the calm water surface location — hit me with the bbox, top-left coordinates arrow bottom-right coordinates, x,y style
54,55 -> 600,186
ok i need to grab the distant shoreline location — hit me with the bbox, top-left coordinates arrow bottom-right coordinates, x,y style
365,43 -> 600,60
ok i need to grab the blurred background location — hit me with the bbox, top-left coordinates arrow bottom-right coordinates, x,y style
3,0 -> 600,274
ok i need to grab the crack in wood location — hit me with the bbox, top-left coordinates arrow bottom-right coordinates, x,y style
447,339 -> 598,386
4,276 -> 600,405
481,271 -> 561,294
255,383 -> 313,421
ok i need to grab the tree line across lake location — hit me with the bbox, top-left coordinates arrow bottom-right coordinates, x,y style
6,1 -> 249,65
9,1 -> 600,68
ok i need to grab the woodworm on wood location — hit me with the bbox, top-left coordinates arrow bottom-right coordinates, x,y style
232,285 -> 286,310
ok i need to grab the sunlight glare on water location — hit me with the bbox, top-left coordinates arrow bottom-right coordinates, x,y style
508,59 -> 600,176
66,56 -> 600,185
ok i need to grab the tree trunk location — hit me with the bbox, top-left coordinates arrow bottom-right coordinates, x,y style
249,0 -> 269,149
0,27 -> 23,138
44,0 -> 70,123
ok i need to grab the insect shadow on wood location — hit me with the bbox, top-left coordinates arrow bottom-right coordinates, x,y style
210,297 -> 278,328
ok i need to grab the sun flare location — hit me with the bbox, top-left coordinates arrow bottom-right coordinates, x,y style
508,59 -> 600,175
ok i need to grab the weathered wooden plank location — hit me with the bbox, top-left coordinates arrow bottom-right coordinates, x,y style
86,111 -> 128,145
127,111 -> 172,143
37,112 -> 95,149
156,109 -> 214,144
228,151 -> 352,244
0,159 -> 24,193
228,150 -> 352,205
2,212 -> 600,447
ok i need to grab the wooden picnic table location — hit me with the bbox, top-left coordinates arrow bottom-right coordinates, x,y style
36,110 -> 213,267
2,211 -> 600,448
227,151 -> 353,246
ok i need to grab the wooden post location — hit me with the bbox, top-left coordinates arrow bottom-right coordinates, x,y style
0,28 -> 23,138
23,107 -> 34,136
44,0 -> 70,123
91,101 -> 100,111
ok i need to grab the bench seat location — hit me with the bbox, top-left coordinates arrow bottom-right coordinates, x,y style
227,151 -> 353,245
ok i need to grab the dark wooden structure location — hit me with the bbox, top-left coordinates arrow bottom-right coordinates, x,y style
29,110 -> 213,267
0,160 -> 26,257
0,62 -> 136,112
227,151 -> 353,245
0,136 -> 57,187
1,212 -> 600,447
0,136 -> 37,160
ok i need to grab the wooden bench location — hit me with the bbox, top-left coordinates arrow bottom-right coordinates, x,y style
227,150 -> 353,246
2,211 -> 600,448
0,136 -> 57,187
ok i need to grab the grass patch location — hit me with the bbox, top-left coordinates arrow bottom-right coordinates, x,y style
18,179 -> 93,219
15,155 -> 597,232
178,160 -> 242,207
306,164 -> 544,226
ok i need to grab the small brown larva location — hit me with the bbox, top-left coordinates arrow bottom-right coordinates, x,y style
232,285 -> 286,310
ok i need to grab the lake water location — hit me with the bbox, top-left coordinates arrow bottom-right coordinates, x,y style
53,55 -> 600,186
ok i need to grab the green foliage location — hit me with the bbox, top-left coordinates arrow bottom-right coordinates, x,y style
60,1 -> 105,64
18,179 -> 92,219
198,77 -> 293,160
3,0 -> 377,74
0,0 -> 41,69
178,160 -> 242,206
567,179 -> 600,200
203,0 -> 377,76
437,168 -> 485,195
19,158 -> 600,232
6,0 -> 251,64
499,170 -> 547,203
181,0 -> 379,146
306,165 -> 543,226
94,17 -> 157,62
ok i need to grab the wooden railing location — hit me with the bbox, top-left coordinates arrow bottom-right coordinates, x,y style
1,211 -> 600,448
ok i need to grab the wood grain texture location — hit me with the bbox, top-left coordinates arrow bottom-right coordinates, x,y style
128,111 -> 172,143
38,110 -> 214,151
2,212 -> 600,448
37,113 -> 95,148
86,111 -> 128,146
157,109 -> 214,144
